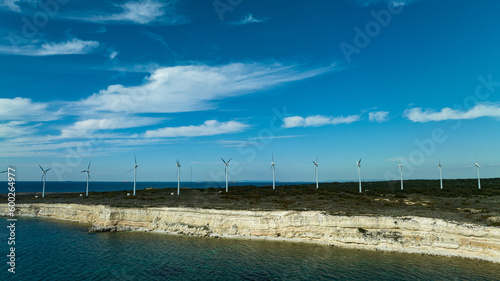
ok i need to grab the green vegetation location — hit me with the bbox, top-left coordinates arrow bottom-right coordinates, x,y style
5,178 -> 500,226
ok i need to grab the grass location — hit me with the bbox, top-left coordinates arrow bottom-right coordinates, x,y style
4,178 -> 500,226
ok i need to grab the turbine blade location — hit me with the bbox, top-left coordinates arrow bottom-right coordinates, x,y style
227,158 -> 232,163
46,168 -> 51,172
221,157 -> 226,164
134,154 -> 137,165
81,170 -> 86,173
126,168 -> 133,174
88,161 -> 91,170
39,164 -> 44,171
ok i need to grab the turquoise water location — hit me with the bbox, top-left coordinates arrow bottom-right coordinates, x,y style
2,218 -> 499,280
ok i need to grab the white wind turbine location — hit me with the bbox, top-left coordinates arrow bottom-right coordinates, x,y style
176,159 -> 181,195
39,165 -> 51,198
438,162 -> 443,190
271,153 -> 276,190
475,161 -> 481,190
356,159 -> 362,193
221,158 -> 231,192
126,155 -> 138,196
81,161 -> 91,197
398,160 -> 404,190
313,156 -> 319,189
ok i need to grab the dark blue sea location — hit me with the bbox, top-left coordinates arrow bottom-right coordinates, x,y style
0,181 -> 314,194
1,217 -> 499,280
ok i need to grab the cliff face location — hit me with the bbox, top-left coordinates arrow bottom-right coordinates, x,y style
4,204 -> 500,263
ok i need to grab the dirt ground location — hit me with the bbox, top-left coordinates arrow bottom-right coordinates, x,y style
6,178 -> 500,226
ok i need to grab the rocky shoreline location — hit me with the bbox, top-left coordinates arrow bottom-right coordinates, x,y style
3,203 -> 500,263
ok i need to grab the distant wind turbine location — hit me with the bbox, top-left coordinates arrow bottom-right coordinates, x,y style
475,161 -> 481,189
176,159 -> 181,195
39,165 -> 51,198
356,159 -> 362,193
438,162 -> 443,190
221,158 -> 231,192
398,160 -> 403,190
126,155 -> 138,196
81,161 -> 91,197
271,153 -> 276,190
313,156 -> 319,189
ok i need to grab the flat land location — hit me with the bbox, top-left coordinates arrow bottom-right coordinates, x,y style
5,179 -> 500,226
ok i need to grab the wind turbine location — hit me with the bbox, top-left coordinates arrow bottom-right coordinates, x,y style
313,156 -> 319,189
39,165 -> 51,198
438,162 -> 443,190
81,161 -> 91,197
356,159 -> 362,193
271,153 -> 276,190
398,160 -> 403,190
126,155 -> 138,196
475,161 -> 481,189
176,159 -> 181,195
221,158 -> 231,192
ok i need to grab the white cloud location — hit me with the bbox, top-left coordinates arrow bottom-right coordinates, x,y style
144,120 -> 248,138
0,0 -> 21,12
76,0 -> 187,25
0,97 -> 60,121
0,121 -> 34,138
404,104 -> 500,123
229,14 -> 268,26
0,38 -> 99,56
60,116 -> 163,138
369,111 -> 389,122
78,62 -> 334,114
283,114 -> 361,128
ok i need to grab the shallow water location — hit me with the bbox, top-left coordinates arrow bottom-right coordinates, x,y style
1,218 -> 499,280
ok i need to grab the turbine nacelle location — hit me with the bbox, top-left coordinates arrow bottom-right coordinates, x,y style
356,158 -> 361,167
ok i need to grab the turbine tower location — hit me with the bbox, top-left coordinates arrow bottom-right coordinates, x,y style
221,158 -> 231,192
438,162 -> 443,190
126,155 -> 138,196
356,159 -> 362,193
176,159 -> 181,195
39,165 -> 51,198
398,160 -> 403,190
271,153 -> 276,190
475,161 -> 481,189
313,156 -> 319,189
81,161 -> 91,197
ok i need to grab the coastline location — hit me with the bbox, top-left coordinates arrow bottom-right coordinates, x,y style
3,203 -> 500,264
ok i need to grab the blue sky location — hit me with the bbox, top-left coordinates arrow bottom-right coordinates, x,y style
1,0 -> 499,182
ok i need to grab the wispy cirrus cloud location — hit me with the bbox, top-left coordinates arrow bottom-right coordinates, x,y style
70,0 -> 187,25
0,38 -> 99,56
228,14 -> 268,26
78,62 -> 335,114
282,114 -> 361,128
144,120 -> 248,138
60,116 -> 164,139
404,104 -> 500,123
369,111 -> 389,122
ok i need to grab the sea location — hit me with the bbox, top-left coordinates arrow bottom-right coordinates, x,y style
1,217 -> 500,280
2,182 -> 500,280
0,181 -> 314,194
